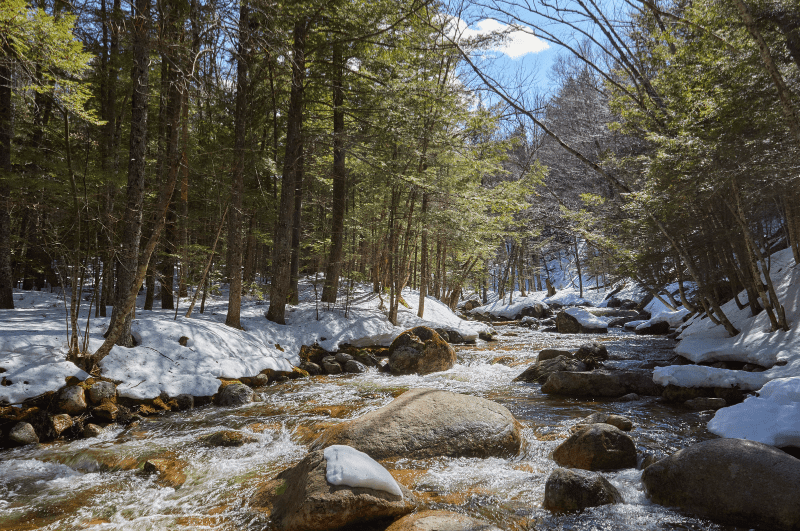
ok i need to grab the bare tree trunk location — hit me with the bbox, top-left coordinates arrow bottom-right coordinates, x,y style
417,193 -> 428,318
0,50 -> 13,309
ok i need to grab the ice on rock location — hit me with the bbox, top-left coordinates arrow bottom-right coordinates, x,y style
323,445 -> 403,497
708,376 -> 800,447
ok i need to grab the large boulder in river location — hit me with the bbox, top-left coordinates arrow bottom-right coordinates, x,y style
385,510 -> 502,531
216,382 -> 255,406
312,388 -> 523,459
542,370 -> 663,397
388,327 -> 456,375
513,356 -> 587,384
642,438 -> 800,531
553,423 -> 637,470
537,349 -> 572,362
556,308 -> 608,334
255,448 -> 416,531
543,468 -> 622,513
634,320 -> 670,335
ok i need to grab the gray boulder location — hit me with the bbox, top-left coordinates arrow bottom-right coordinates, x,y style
344,360 -> 367,374
58,385 -> 87,415
334,352 -> 353,365
217,383 -> 255,407
513,356 -> 587,384
312,388 -> 522,459
574,342 -> 609,368
388,327 -> 456,376
553,423 -> 637,470
642,438 -> 800,531
543,468 -> 622,513
635,320 -> 670,335
385,509 -> 501,531
684,397 -> 726,410
537,349 -> 572,362
321,356 -> 343,375
89,381 -> 116,404
9,422 -> 39,445
542,370 -> 663,397
256,449 -> 415,531
556,311 -> 607,334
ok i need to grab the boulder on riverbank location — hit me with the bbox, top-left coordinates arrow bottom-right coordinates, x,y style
385,510 -> 502,531
642,438 -> 800,531
556,308 -> 608,334
312,388 -> 523,459
553,423 -> 637,470
543,468 -> 622,513
542,370 -> 663,397
254,449 -> 416,531
388,327 -> 456,375
513,356 -> 587,384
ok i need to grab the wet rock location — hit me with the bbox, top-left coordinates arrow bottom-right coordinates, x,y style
49,413 -> 73,437
83,423 -> 103,438
433,328 -> 451,343
463,300 -> 481,311
642,438 -> 800,531
299,344 -> 330,365
344,360 -> 367,374
143,458 -> 188,489
89,381 -> 116,404
741,363 -> 767,372
199,430 -> 258,447
255,449 -> 415,531
553,424 -> 637,470
580,412 -> 633,431
385,509 -> 501,531
520,316 -> 539,328
217,383 -> 254,407
300,361 -> 322,376
542,370 -> 663,397
334,352 -> 353,365
537,349 -> 572,362
446,330 -> 465,344
478,330 -> 496,341
9,422 -> 38,445
574,342 -> 609,368
245,373 -> 270,388
513,356 -> 587,384
321,356 -> 343,375
388,327 -> 456,376
684,397 -> 726,410
556,310 -> 607,334
617,393 -> 640,402
543,468 -> 622,513
516,302 -> 549,320
58,386 -> 87,415
312,388 -> 522,460
92,401 -> 119,422
174,394 -> 194,410
635,320 -> 670,335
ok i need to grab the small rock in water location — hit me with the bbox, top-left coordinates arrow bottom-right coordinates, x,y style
582,412 -> 634,431
554,423 -> 637,470
385,509 -> 502,531
537,348 -> 572,362
89,381 -> 117,404
58,386 -> 87,415
543,468 -> 622,513
199,430 -> 258,447
143,458 -> 188,489
344,360 -> 367,374
321,356 -> 343,375
617,393 -> 640,402
92,401 -> 119,422
217,383 -> 254,407
684,397 -> 726,410
174,394 -> 194,410
388,327 -> 456,375
83,423 -> 103,438
9,422 -> 39,445
49,413 -> 73,437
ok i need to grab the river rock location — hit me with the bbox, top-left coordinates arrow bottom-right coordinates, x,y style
58,386 -> 87,415
463,300 -> 481,311
513,356 -> 587,384
217,383 -> 255,407
447,329 -> 465,344
83,423 -> 103,438
312,388 -> 522,459
143,458 -> 188,489
684,397 -> 726,410
635,320 -> 670,335
9,422 -> 39,445
553,423 -> 637,470
89,381 -> 116,404
385,510 -> 502,531
543,468 -> 622,513
579,412 -> 633,431
642,438 -> 800,530
300,361 -> 322,376
517,302 -> 549,319
199,430 -> 258,447
344,360 -> 367,374
556,310 -> 608,334
321,356 -> 343,375
92,401 -> 119,422
49,413 -> 73,437
258,449 -> 415,531
542,370 -> 663,397
388,327 -> 456,376
537,349 -> 572,362
334,352 -> 353,365
574,342 -> 609,367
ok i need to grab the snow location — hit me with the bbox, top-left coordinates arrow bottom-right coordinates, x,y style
323,444 -> 403,497
0,278 -> 492,402
654,248 -> 800,391
564,307 -> 608,329
707,377 -> 800,447
470,293 -> 548,319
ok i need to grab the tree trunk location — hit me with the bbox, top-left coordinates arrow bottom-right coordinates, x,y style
417,193 -> 429,318
0,49 -> 13,309
267,19 -> 306,324
289,140 -> 304,304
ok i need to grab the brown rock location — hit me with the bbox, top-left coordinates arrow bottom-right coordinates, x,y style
543,468 -> 622,513
582,412 -> 634,431
542,370 -> 662,397
49,413 -> 73,437
537,349 -> 572,362
514,356 -> 587,384
684,397 -> 726,410
256,449 -> 415,531
388,327 -> 456,376
642,439 -> 800,531
143,458 -> 189,489
553,424 -> 637,470
92,401 -> 119,422
312,388 -> 522,460
58,386 -> 87,415
199,430 -> 258,447
385,510 -> 501,531
83,423 -> 103,438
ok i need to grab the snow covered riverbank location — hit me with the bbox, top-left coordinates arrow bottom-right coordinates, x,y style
0,281 -> 492,403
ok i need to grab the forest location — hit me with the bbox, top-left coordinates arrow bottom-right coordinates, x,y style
1,0 -> 798,368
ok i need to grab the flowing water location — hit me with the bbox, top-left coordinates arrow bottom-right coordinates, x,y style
0,327 -> 748,531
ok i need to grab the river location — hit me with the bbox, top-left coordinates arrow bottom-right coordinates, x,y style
0,326 -> 747,530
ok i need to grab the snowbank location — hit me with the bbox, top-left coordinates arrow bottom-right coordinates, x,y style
707,376 -> 800,447
564,307 -> 608,329
654,248 -> 800,391
324,445 -> 403,497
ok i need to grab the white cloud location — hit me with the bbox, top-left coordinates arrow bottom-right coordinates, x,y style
448,18 -> 550,59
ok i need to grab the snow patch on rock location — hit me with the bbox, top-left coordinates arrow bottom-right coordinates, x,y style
324,445 -> 403,497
